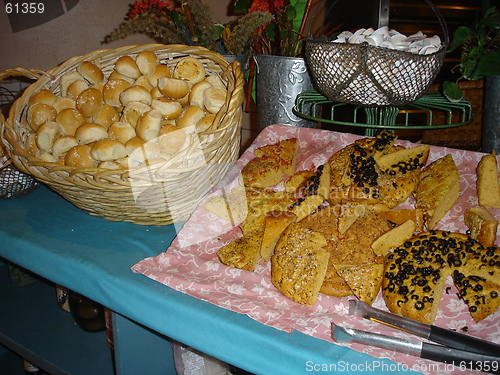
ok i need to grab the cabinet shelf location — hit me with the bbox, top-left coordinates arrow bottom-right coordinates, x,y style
0,260 -> 114,375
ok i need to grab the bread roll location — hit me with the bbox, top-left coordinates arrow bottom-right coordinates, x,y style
108,70 -> 136,85
150,86 -> 163,100
121,102 -> 151,128
189,81 -> 212,109
174,57 -> 205,84
151,98 -> 182,120
203,86 -> 226,114
52,135 -> 78,158
28,103 -> 57,131
119,85 -> 152,106
103,79 -> 132,107
158,124 -> 187,154
53,97 -> 76,113
76,87 -> 103,118
196,113 -> 216,132
125,136 -> 145,156
176,105 -> 205,129
60,71 -> 84,97
66,79 -> 90,100
35,121 -> 62,152
26,133 -> 39,156
36,150 -> 58,163
126,137 -> 161,167
114,55 -> 142,79
147,64 -> 173,87
204,74 -> 226,89
134,75 -> 153,91
92,104 -> 120,129
56,108 -> 85,136
108,121 -> 136,144
157,77 -> 190,100
77,61 -> 104,85
75,123 -> 108,144
28,89 -> 57,107
91,138 -> 127,161
64,144 -> 95,167
98,160 -> 123,169
136,110 -> 162,141
135,51 -> 157,75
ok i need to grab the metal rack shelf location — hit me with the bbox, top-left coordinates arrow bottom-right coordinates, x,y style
293,90 -> 473,136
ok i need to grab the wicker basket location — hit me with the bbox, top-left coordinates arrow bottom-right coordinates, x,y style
305,0 -> 447,107
0,44 -> 245,225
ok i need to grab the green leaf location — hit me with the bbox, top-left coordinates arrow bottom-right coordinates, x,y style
447,26 -> 472,53
234,0 -> 251,14
283,4 -> 297,24
289,0 -> 309,34
442,81 -> 463,103
476,51 -> 500,76
214,23 -> 225,40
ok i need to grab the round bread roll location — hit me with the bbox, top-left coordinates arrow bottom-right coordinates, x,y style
77,61 -> 104,85
28,89 -> 57,107
151,98 -> 183,120
158,124 -> 187,154
103,79 -> 132,107
66,79 -> 89,100
114,55 -> 142,79
150,86 -> 163,100
119,85 -> 152,106
108,70 -> 136,85
64,144 -> 95,167
28,103 -> 57,131
136,110 -> 162,142
204,74 -> 226,89
127,137 -> 161,167
108,121 -> 136,144
36,150 -> 58,163
76,87 -> 103,118
135,75 -> 153,91
92,104 -> 120,129
203,86 -> 227,114
121,102 -> 151,128
176,105 -> 205,130
26,133 -> 39,156
98,160 -> 123,169
91,138 -> 127,161
56,108 -> 85,136
136,51 -> 157,75
174,57 -> 205,84
75,123 -> 108,144
52,135 -> 78,159
35,121 -> 62,152
125,136 -> 145,156
196,113 -> 216,132
60,71 -> 84,97
189,81 -> 212,109
147,64 -> 173,87
157,77 -> 190,100
53,97 -> 76,113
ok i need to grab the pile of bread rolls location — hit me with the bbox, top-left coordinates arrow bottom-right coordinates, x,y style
25,51 -> 228,169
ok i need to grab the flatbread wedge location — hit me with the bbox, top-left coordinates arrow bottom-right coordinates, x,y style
260,211 -> 297,261
218,228 -> 264,272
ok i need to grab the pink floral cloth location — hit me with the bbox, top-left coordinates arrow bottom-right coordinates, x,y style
132,124 -> 500,374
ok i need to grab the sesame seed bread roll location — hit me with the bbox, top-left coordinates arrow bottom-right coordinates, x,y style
26,133 -> 39,156
56,108 -> 85,136
203,86 -> 227,114
135,51 -> 158,75
91,138 -> 127,161
28,103 -> 57,131
189,81 -> 212,109
76,87 -> 103,118
64,144 -> 95,167
92,104 -> 120,129
174,57 -> 205,84
103,79 -> 132,107
75,123 -> 108,144
114,56 -> 142,79
150,86 -> 163,100
52,135 -> 78,159
77,61 -> 104,85
35,121 -> 62,152
66,79 -> 89,100
134,75 -> 153,91
108,121 -> 136,144
127,137 -> 161,167
119,85 -> 152,106
151,98 -> 183,120
108,70 -> 136,85
176,105 -> 205,130
158,124 -> 187,154
28,89 -> 57,107
60,71 -> 84,97
136,110 -> 162,142
53,97 -> 76,113
148,64 -> 173,87
121,102 -> 151,128
196,113 -> 216,132
157,76 -> 190,100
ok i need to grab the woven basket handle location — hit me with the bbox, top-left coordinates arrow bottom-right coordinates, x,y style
308,0 -> 449,47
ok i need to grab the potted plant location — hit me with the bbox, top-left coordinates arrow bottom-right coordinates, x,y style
442,5 -> 500,152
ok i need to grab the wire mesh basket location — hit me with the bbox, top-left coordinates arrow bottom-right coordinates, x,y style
305,0 -> 448,107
